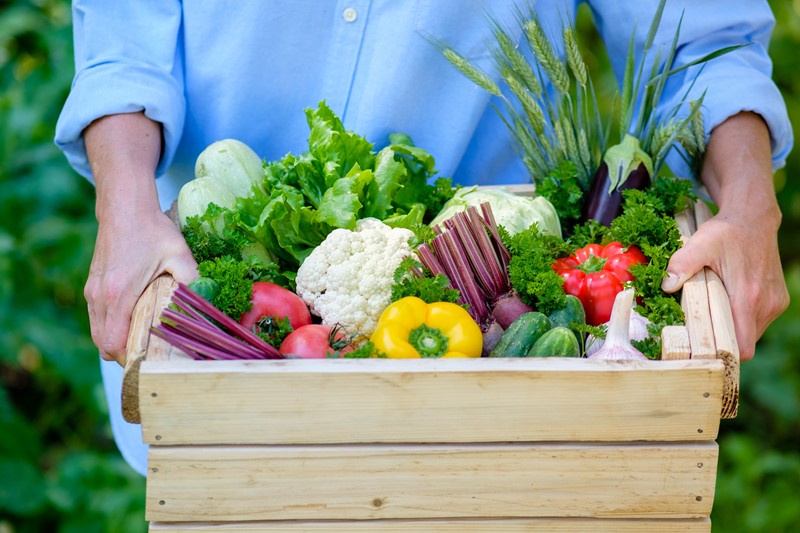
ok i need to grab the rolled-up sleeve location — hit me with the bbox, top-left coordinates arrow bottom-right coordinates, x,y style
589,0 -> 792,174
55,1 -> 185,181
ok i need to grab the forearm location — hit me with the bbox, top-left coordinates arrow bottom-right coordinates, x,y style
82,112 -> 197,363
664,110 -> 788,360
85,112 -> 164,225
701,111 -> 782,231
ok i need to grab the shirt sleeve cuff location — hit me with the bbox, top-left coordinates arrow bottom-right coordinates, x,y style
54,61 -> 185,182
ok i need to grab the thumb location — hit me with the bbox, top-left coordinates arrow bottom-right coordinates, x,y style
661,239 -> 710,293
165,255 -> 200,285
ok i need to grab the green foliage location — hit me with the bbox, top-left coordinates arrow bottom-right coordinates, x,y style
0,1 -> 146,531
504,225 -> 571,315
712,266 -> 800,532
535,160 -> 585,232
391,257 -> 462,305
197,256 -> 255,321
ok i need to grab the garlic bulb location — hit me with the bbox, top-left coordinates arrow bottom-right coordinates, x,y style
585,307 -> 652,356
587,289 -> 648,361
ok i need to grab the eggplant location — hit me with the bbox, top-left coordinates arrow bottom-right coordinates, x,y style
583,134 -> 653,226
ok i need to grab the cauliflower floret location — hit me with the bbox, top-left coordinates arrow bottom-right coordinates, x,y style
295,218 -> 414,341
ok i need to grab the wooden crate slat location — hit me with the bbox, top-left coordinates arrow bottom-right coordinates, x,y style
704,267 -> 740,418
139,358 -> 723,445
148,517 -> 711,532
661,325 -> 691,360
680,268 -> 717,359
674,208 -> 717,360
692,200 -> 740,418
145,442 -> 717,522
122,274 -> 191,423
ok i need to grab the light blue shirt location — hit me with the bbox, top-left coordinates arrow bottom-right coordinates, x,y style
55,1 -> 792,477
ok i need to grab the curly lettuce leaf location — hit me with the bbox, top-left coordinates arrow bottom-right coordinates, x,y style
306,101 -> 375,182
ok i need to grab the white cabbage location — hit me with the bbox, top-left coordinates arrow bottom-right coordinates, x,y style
429,186 -> 562,238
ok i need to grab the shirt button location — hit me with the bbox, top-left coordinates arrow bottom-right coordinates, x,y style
342,7 -> 357,23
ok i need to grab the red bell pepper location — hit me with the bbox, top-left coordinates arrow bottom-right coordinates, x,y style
552,242 -> 647,326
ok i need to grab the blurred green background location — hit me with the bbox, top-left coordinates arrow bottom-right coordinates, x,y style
1,1 -> 798,531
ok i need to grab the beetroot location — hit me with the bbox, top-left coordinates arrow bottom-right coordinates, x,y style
492,292 -> 533,329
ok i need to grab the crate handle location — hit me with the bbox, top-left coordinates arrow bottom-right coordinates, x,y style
121,273 -> 181,423
674,199 -> 740,419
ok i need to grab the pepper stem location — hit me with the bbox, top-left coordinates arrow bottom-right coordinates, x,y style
409,324 -> 449,358
579,252 -> 607,273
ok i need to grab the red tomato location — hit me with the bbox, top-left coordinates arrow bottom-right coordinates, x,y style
239,282 -> 312,331
552,242 -> 647,326
279,324 -> 354,359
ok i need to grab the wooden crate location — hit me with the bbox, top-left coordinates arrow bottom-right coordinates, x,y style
121,200 -> 739,532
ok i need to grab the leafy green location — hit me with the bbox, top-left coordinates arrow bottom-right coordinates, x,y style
337,341 -> 386,359
504,225 -> 571,315
391,257 -> 462,304
419,177 -> 460,223
181,203 -> 251,263
255,316 -> 293,349
535,160 -> 585,232
631,334 -> 662,360
605,189 -> 683,250
247,101 -> 446,273
567,218 -> 606,249
196,257 -> 255,320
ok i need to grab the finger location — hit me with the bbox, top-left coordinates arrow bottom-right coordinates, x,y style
661,237 -> 715,293
166,255 -> 200,284
85,277 -> 115,361
729,294 -> 757,362
99,280 -> 140,366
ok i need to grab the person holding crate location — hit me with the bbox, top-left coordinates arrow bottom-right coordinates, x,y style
55,1 -> 791,477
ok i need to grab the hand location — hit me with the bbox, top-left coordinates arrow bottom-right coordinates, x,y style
85,206 -> 198,364
84,112 -> 198,365
661,112 -> 788,360
661,206 -> 788,360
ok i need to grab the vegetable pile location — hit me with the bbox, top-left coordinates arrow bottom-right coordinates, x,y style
154,0 -> 737,362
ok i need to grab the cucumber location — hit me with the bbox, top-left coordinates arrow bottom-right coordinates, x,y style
489,312 -> 551,358
527,326 -> 581,357
548,294 -> 586,348
188,276 -> 220,303
548,294 -> 586,331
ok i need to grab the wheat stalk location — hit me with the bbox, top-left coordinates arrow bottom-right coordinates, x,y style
578,128 -> 593,181
563,28 -> 588,87
442,48 -> 503,97
691,102 -> 706,152
560,111 -> 580,166
493,25 -> 542,96
504,73 -> 547,135
523,18 -> 570,94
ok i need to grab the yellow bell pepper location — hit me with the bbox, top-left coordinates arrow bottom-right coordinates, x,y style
370,296 -> 482,358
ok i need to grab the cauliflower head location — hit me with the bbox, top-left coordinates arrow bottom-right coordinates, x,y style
295,218 -> 414,340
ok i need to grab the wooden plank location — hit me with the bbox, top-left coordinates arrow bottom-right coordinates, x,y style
680,268 -> 717,360
691,200 -> 740,418
674,207 -> 717,360
122,274 -> 190,423
139,358 -> 723,445
673,207 -> 697,238
704,268 -> 740,418
477,183 -> 536,196
661,326 -> 691,360
149,517 -> 711,532
145,442 -> 718,522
